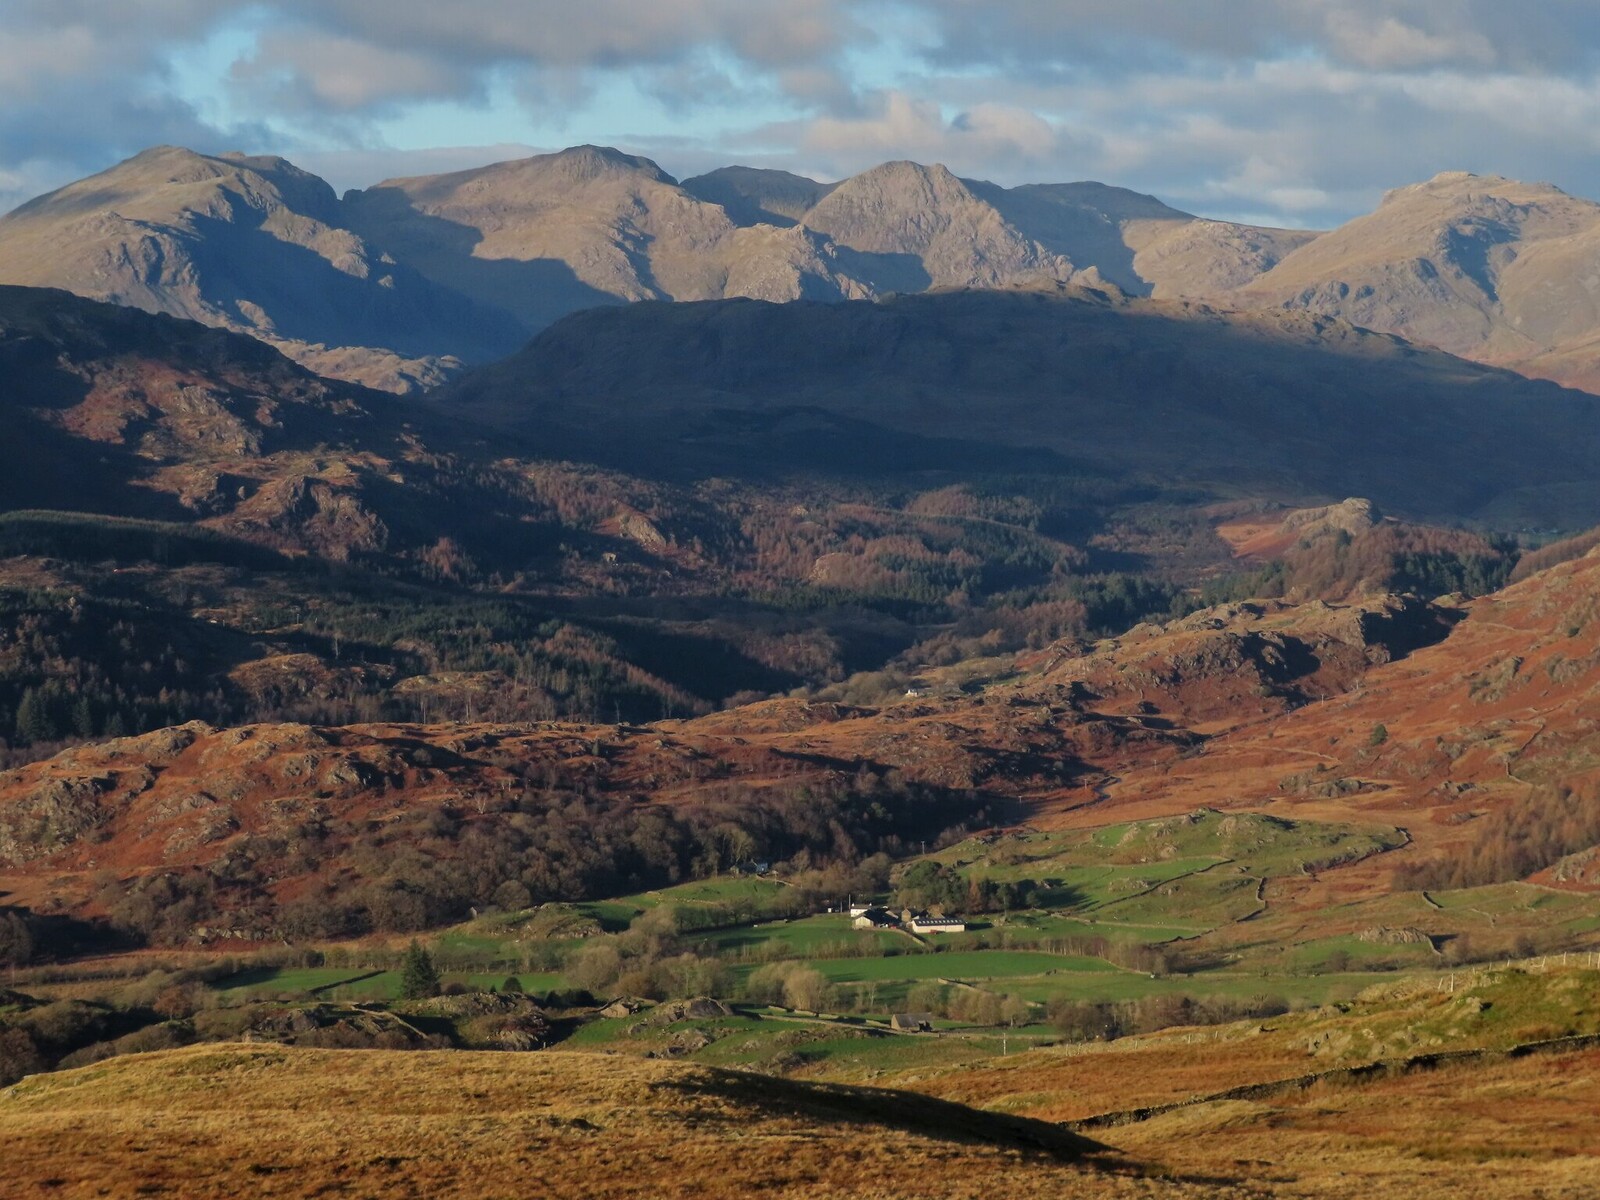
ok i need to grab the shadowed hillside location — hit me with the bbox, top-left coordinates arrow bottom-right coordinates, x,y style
443,287 -> 1600,527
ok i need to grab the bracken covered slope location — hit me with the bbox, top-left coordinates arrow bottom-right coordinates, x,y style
0,284 -> 557,565
0,573 -> 1502,930
1078,546 -> 1600,908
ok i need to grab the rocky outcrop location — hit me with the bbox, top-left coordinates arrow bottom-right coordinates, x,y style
1031,593 -> 1456,723
0,772 -> 115,865
243,1004 -> 427,1049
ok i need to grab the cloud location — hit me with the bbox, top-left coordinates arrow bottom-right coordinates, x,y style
908,1 -> 1600,76
1321,13 -> 1494,70
271,0 -> 862,73
233,31 -> 476,114
8,0 -> 1600,228
785,90 -> 1093,178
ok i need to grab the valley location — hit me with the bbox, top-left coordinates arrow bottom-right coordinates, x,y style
2,150 -> 1600,1197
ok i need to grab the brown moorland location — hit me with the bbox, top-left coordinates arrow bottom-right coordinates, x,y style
860,966 -> 1600,1198
0,1044 -> 1242,1200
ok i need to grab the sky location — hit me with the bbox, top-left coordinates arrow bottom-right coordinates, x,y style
7,1 -> 1600,227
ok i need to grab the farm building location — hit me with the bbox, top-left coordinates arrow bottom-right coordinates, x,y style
852,908 -> 899,930
891,1013 -> 935,1032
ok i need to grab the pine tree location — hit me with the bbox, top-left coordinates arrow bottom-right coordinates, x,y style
72,696 -> 96,739
399,940 -> 441,1000
0,911 -> 33,967
13,689 -> 53,746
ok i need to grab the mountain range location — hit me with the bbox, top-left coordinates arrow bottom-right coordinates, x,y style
7,139 -> 1600,1200
22,144 -> 1600,395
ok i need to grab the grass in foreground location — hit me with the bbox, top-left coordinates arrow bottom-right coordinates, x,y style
0,1045 -> 1239,1200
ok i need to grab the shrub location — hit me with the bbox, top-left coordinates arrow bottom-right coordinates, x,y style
399,941 -> 441,1000
0,1028 -> 45,1086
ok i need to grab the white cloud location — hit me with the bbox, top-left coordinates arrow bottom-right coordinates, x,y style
1322,13 -> 1495,70
9,0 -> 1600,227
233,32 -> 475,113
779,90 -> 1089,179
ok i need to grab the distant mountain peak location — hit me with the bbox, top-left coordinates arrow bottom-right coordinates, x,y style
846,159 -> 960,186
28,143 -> 1600,401
1380,170 -> 1574,208
681,166 -> 836,228
535,143 -> 674,183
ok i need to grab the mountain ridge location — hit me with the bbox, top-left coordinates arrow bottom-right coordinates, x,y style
15,148 -> 1600,396
440,286 -> 1600,528
0,144 -> 1325,390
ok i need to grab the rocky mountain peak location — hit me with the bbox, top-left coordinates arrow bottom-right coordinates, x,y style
680,166 -> 835,228
19,145 -> 1600,397
533,143 -> 674,185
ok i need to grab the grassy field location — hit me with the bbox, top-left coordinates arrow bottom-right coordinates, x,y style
215,966 -> 391,996
685,913 -> 908,956
576,876 -> 795,929
215,965 -> 568,1001
937,811 -> 1403,892
802,949 -> 1119,984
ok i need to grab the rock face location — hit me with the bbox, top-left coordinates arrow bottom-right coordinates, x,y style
0,147 -> 522,392
341,145 -> 868,331
16,144 -> 1600,413
0,144 -> 1323,388
800,161 -> 1075,292
1236,171 -> 1600,391
974,181 -> 1317,298
244,1004 -> 427,1049
1028,593 -> 1457,724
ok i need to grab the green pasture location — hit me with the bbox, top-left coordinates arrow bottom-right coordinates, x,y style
1091,864 -> 1265,928
997,912 -> 1198,943
802,950 -> 1120,985
685,914 -> 907,957
576,876 -> 793,930
938,810 -> 1402,893
214,965 -> 567,1001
